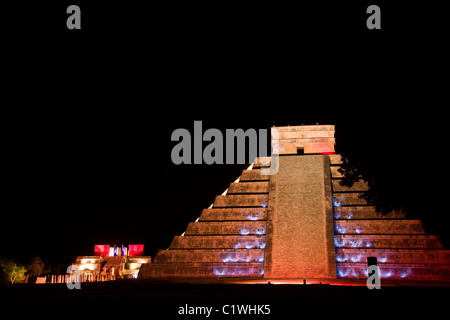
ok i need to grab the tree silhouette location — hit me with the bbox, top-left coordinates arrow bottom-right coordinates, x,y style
26,257 -> 46,282
0,258 -> 27,284
338,155 -> 406,215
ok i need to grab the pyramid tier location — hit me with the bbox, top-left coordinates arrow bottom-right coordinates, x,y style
334,219 -> 426,235
335,248 -> 450,264
185,221 -> 266,235
333,206 -> 406,219
227,181 -> 269,194
332,179 -> 369,192
329,154 -> 343,165
333,192 -> 368,206
170,235 -> 266,249
199,208 -> 268,221
334,235 -> 445,249
154,249 -> 265,263
213,194 -> 268,207
141,262 -> 264,278
336,263 -> 450,281
330,166 -> 344,178
240,170 -> 270,181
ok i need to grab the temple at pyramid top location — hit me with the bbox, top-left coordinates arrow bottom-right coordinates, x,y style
272,124 -> 335,155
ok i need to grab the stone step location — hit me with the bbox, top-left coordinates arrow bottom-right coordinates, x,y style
240,170 -> 270,181
139,262 -> 264,278
213,194 -> 269,208
334,235 -> 444,249
153,249 -> 266,263
185,221 -> 267,236
170,235 -> 266,249
333,206 -> 406,219
252,158 -> 271,168
227,181 -> 269,194
333,192 -> 368,206
328,154 -> 342,165
336,263 -> 450,281
330,166 -> 344,178
199,208 -> 268,221
335,248 -> 450,264
332,179 -> 369,192
334,220 -> 426,235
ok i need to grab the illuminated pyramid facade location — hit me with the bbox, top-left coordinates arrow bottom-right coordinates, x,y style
140,125 -> 450,281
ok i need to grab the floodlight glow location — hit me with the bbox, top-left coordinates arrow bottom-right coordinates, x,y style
240,229 -> 250,235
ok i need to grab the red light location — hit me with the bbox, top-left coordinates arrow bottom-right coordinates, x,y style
128,244 -> 144,256
94,244 -> 110,257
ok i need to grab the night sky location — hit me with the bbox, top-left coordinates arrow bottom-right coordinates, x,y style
3,2 -> 448,268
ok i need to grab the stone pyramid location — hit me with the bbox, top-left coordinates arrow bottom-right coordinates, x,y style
139,125 -> 450,281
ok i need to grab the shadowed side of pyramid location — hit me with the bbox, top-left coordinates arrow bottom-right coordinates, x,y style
330,154 -> 450,281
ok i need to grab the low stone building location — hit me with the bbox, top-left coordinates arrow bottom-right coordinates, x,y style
73,244 -> 151,281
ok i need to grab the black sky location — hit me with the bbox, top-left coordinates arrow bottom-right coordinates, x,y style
2,1 -> 449,267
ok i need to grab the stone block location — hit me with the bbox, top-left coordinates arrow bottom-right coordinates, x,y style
240,170 -> 270,181
252,158 -> 271,168
140,262 -> 264,278
199,208 -> 268,221
330,166 -> 344,178
227,181 -> 269,194
334,235 -> 444,249
333,206 -> 406,219
332,179 -> 369,192
333,192 -> 368,206
336,248 -> 450,264
185,221 -> 267,235
169,235 -> 266,249
328,154 -> 342,165
213,194 -> 268,207
334,220 -> 426,235
154,249 -> 265,263
336,263 -> 450,281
